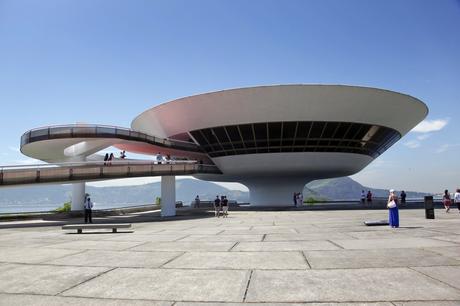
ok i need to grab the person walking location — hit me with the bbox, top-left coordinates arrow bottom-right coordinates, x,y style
194,195 -> 200,208
297,193 -> 303,207
156,152 -> 163,165
442,189 -> 452,213
361,190 -> 366,204
366,190 -> 373,204
293,192 -> 297,207
108,153 -> 114,166
454,188 -> 460,213
214,195 -> 221,217
400,190 -> 406,205
222,196 -> 229,217
84,197 -> 94,224
103,153 -> 109,166
387,189 -> 399,228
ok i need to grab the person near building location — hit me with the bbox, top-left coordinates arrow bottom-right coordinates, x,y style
222,196 -> 229,217
156,152 -> 163,164
442,189 -> 452,213
214,195 -> 221,217
366,190 -> 373,204
361,190 -> 366,204
194,195 -> 200,208
293,192 -> 298,207
84,197 -> 94,224
120,150 -> 126,159
400,190 -> 407,205
454,188 -> 460,213
387,189 -> 399,228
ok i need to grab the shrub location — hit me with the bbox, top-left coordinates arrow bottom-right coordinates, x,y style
155,197 -> 161,206
55,201 -> 71,213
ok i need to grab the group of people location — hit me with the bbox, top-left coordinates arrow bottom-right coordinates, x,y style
156,152 -> 172,164
442,188 -> 460,213
360,190 -> 373,204
103,151 -> 126,166
293,192 -> 304,207
214,195 -> 229,217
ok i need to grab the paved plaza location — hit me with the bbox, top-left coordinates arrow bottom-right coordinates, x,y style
0,208 -> 459,305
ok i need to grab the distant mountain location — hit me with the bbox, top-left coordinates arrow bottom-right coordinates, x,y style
0,177 -> 429,212
0,179 -> 244,208
304,177 -> 430,200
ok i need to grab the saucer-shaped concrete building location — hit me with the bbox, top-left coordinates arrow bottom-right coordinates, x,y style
18,85 -> 428,209
129,84 -> 427,205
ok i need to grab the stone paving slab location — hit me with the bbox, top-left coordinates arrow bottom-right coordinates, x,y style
44,240 -> 145,251
425,246 -> 460,259
62,268 -> 250,302
164,251 -> 308,270
0,263 -> 109,295
264,232 -> 352,241
130,241 -> 236,252
0,293 -> 171,306
431,235 -> 460,244
304,248 -> 460,269
45,250 -> 184,268
245,268 -> 460,302
344,229 -> 440,239
412,266 -> 460,290
175,303 -> 394,306
0,246 -> 83,264
103,234 -> 188,242
179,234 -> 264,242
393,302 -> 460,306
331,237 -> 458,249
232,240 -> 340,251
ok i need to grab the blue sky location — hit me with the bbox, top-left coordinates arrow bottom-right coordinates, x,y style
0,0 -> 459,193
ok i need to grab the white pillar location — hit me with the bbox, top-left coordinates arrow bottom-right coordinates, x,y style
243,177 -> 309,206
72,182 -> 86,211
71,156 -> 86,211
161,175 -> 176,217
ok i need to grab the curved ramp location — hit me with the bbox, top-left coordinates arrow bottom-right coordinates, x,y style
20,124 -> 209,163
0,161 -> 221,186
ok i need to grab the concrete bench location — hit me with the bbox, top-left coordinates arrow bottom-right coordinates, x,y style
62,223 -> 132,234
364,220 -> 389,226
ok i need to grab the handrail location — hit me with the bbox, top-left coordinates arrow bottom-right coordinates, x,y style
0,160 -> 204,170
20,124 -> 203,152
0,162 -> 222,186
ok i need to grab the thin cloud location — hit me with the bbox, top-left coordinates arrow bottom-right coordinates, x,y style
436,143 -> 460,153
8,146 -> 20,152
404,140 -> 421,149
416,134 -> 431,141
412,119 -> 448,133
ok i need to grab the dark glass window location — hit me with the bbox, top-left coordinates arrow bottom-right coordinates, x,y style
190,121 -> 400,158
254,123 -> 267,139
239,124 -> 253,141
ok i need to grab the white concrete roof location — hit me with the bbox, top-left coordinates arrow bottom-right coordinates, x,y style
131,84 -> 428,138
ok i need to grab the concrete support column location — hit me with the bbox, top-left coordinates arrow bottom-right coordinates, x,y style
243,177 -> 310,206
71,156 -> 86,211
161,175 -> 176,217
71,182 -> 86,211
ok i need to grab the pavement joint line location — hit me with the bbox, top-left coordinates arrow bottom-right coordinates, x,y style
55,266 -> 117,296
228,241 -> 240,251
327,239 -> 345,249
38,249 -> 89,264
242,270 -> 253,302
119,240 -> 151,251
173,234 -> 191,241
0,292 -> 173,303
408,266 -> 460,291
301,251 -> 312,269
158,252 -> 186,268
